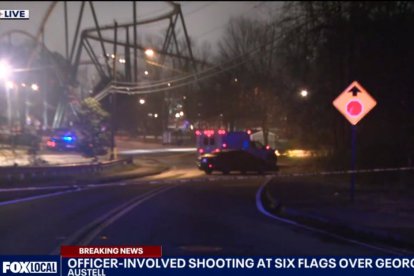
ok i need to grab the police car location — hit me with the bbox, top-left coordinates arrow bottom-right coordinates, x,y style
46,128 -> 78,151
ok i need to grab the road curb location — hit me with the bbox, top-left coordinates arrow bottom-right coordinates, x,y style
259,177 -> 414,252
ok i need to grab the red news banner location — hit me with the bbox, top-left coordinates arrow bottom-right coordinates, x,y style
61,246 -> 162,258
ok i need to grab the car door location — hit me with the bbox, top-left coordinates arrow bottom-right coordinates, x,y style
238,150 -> 264,171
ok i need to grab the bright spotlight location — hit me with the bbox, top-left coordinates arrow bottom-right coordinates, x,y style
0,60 -> 11,80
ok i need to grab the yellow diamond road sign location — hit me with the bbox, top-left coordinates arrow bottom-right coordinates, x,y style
333,81 -> 377,125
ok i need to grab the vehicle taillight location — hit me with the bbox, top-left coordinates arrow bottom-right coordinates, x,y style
218,129 -> 226,135
266,145 -> 270,150
198,148 -> 204,154
195,130 -> 201,136
208,164 -> 213,168
222,143 -> 227,148
214,148 -> 221,153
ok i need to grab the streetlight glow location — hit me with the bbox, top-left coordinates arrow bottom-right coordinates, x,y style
144,70 -> 149,75
300,89 -> 308,97
31,83 -> 39,91
145,49 -> 154,58
139,98 -> 145,105
6,80 -> 14,89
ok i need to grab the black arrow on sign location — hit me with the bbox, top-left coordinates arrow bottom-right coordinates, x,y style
348,86 -> 360,96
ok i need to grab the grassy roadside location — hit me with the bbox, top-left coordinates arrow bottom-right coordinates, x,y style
263,155 -> 414,251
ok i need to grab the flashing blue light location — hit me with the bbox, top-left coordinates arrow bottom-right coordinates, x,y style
63,136 -> 74,142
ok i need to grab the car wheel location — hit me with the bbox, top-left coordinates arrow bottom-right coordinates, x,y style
205,169 -> 212,175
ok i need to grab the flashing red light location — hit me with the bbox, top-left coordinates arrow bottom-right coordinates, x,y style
266,145 -> 270,150
203,130 -> 215,136
208,164 -> 213,168
47,141 -> 56,148
218,129 -> 226,135
222,143 -> 227,148
195,130 -> 201,136
198,148 -> 204,154
247,129 -> 252,135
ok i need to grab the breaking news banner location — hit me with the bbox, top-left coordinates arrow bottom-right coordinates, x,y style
1,246 -> 414,276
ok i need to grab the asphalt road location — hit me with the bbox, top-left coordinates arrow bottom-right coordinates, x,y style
0,152 -> 393,255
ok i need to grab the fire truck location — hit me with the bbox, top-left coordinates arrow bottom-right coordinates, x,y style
195,129 -> 277,165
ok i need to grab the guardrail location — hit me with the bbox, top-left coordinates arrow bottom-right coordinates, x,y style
0,157 -> 134,183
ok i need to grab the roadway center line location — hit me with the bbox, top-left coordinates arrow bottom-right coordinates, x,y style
50,185 -> 176,254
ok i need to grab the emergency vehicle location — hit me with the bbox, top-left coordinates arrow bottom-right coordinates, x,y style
195,129 -> 227,155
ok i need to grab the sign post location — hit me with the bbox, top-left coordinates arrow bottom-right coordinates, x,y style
350,124 -> 357,202
333,81 -> 377,202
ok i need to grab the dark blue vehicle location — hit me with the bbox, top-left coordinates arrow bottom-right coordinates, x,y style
46,128 -> 78,151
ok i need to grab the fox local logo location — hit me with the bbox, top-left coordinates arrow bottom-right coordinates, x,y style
2,261 -> 57,274
0,10 -> 30,20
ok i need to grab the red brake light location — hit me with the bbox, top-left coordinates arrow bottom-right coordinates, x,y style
214,148 -> 221,153
198,148 -> 204,154
195,130 -> 201,136
222,143 -> 227,148
247,129 -> 252,135
218,129 -> 226,135
266,145 -> 270,150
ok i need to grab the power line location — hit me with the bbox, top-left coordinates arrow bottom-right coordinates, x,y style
117,13 -> 313,95
108,19 -> 302,95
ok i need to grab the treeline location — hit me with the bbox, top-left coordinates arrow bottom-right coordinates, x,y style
194,1 -> 414,167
